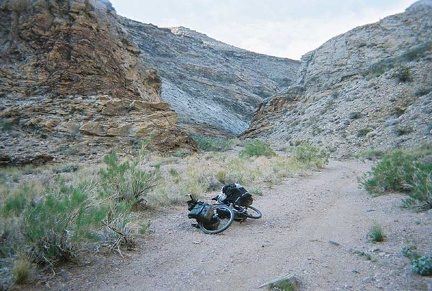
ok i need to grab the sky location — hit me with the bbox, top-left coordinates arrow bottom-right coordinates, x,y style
109,0 -> 418,60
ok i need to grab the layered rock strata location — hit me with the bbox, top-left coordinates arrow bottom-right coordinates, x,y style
0,0 -> 197,165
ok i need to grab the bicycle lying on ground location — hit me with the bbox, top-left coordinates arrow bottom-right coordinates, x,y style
187,183 -> 262,234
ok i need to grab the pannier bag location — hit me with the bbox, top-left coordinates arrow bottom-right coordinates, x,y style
188,202 -> 214,223
221,183 -> 253,206
202,215 -> 220,230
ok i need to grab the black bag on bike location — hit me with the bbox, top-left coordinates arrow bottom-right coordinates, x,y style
201,215 -> 220,230
188,202 -> 213,223
221,183 -> 253,206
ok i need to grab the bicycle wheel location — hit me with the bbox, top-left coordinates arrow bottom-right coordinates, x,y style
243,205 -> 262,219
199,205 -> 234,234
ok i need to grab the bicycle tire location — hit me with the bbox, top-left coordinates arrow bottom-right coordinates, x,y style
243,205 -> 262,219
199,204 -> 234,234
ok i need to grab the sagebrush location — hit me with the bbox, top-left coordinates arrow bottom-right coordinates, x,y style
359,149 -> 432,209
0,151 -> 155,288
239,140 -> 276,158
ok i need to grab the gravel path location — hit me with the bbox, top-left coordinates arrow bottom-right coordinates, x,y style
36,160 -> 432,290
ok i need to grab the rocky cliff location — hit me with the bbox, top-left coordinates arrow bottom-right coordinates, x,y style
121,20 -> 300,135
0,0 -> 197,165
242,0 -> 432,157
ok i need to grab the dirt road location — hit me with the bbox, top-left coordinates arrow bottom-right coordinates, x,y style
44,160 -> 432,290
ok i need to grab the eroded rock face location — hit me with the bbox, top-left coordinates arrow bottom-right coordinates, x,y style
122,21 -> 300,135
243,1 -> 432,157
0,0 -> 159,99
0,0 -> 197,165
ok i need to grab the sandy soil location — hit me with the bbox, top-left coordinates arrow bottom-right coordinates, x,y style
31,160 -> 432,290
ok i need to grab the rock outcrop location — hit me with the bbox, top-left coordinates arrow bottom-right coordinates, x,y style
0,0 -> 197,165
242,1 -> 432,157
121,21 -> 300,135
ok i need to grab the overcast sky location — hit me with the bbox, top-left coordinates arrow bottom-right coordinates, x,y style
109,0 -> 418,60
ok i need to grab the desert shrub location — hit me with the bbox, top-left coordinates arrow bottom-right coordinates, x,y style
0,153 -> 160,287
294,143 -> 329,169
248,187 -> 263,196
360,148 -> 386,160
269,279 -> 297,291
358,128 -> 372,137
1,186 -> 36,260
22,182 -> 106,266
367,223 -> 385,242
239,140 -> 276,158
348,112 -> 362,120
393,106 -> 407,117
169,168 -> 179,177
395,126 -> 413,136
401,167 -> 432,209
179,165 -> 216,195
402,246 -> 432,276
0,218 -> 21,260
148,148 -> 324,205
215,169 -> 227,184
99,200 -> 141,251
393,66 -> 411,82
402,245 -> 422,260
99,151 -> 159,206
12,256 -> 35,285
191,134 -> 235,152
360,149 -> 432,209
411,256 -> 432,276
359,150 -> 416,193
1,188 -> 28,218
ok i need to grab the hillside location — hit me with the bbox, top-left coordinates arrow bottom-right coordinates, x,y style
1,0 -> 431,164
242,0 -> 432,157
121,20 -> 300,135
0,0 -> 197,166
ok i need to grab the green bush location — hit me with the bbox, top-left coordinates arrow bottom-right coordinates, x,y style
367,223 -> 385,242
411,256 -> 432,276
99,151 -> 159,206
359,150 -> 416,194
22,182 -> 106,265
401,167 -> 432,209
402,245 -> 422,261
393,66 -> 411,83
358,128 -> 372,137
360,149 -> 432,209
215,169 -> 227,184
402,246 -> 432,276
0,152 -> 159,287
239,140 -> 276,158
1,188 -> 28,218
191,134 -> 234,152
348,112 -> 362,120
294,143 -> 329,169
